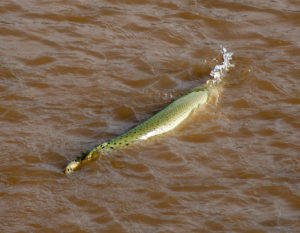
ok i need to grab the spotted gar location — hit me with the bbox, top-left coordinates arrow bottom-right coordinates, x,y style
64,48 -> 233,175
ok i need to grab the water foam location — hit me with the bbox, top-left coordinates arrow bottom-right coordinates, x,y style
207,47 -> 234,87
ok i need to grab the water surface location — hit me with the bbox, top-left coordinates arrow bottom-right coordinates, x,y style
0,0 -> 299,232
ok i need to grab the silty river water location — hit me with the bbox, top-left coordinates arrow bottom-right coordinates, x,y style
0,0 -> 299,232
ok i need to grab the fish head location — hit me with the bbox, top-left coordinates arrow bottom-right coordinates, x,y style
64,149 -> 101,175
64,160 -> 81,175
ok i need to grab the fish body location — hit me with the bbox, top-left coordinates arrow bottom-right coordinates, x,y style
64,86 -> 209,174
108,86 -> 209,146
64,48 -> 233,175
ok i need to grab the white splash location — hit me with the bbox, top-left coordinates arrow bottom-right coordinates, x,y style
207,47 -> 234,87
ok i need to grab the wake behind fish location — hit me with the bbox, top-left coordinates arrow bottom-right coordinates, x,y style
207,47 -> 234,87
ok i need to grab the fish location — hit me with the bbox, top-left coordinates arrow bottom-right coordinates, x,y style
64,48 -> 233,175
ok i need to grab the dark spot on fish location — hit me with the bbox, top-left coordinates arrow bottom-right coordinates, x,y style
119,143 -> 122,145
108,142 -> 110,145
126,143 -> 129,146
110,147 -> 114,149
114,143 -> 116,145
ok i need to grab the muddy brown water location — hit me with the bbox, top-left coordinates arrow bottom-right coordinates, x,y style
0,0 -> 299,232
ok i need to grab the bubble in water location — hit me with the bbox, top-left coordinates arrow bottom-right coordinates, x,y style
207,47 -> 234,87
